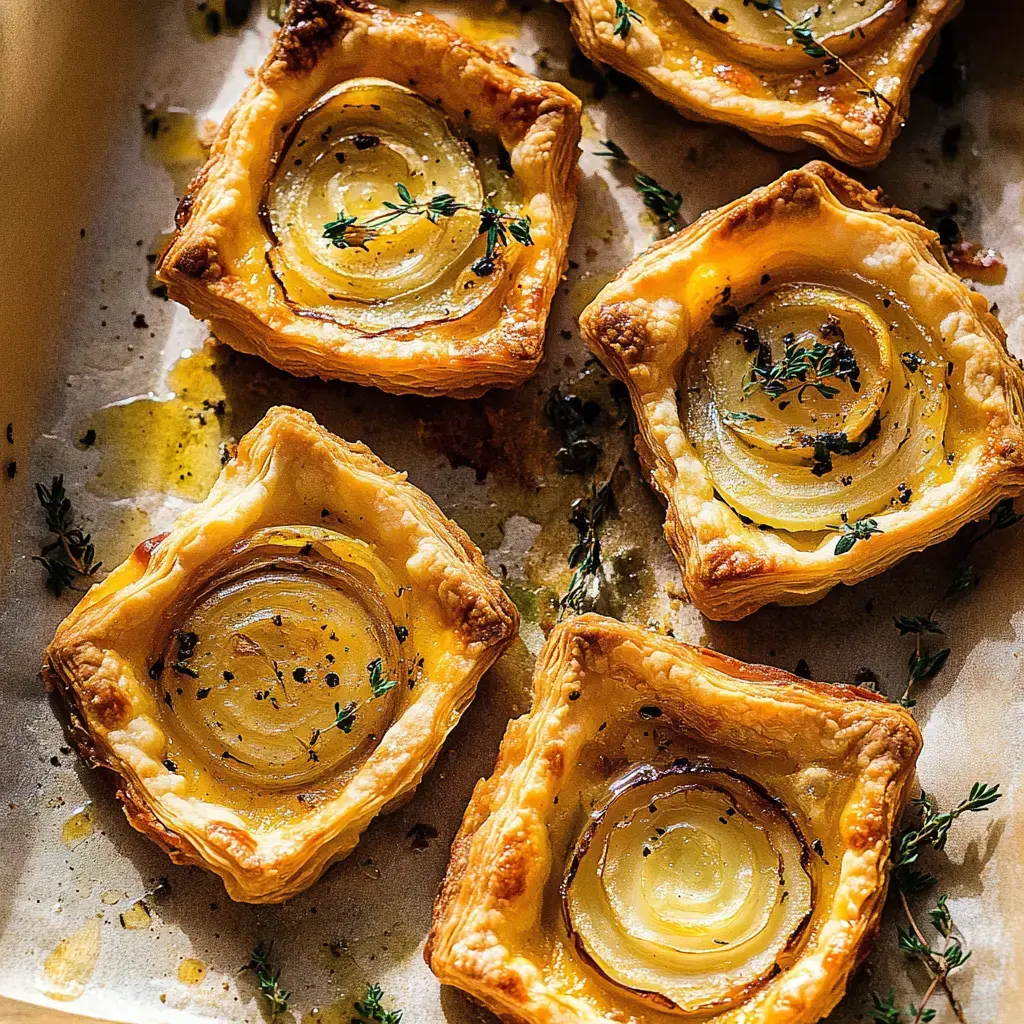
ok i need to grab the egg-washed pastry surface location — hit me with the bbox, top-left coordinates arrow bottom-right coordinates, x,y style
426,614 -> 920,1023
157,0 -> 581,397
43,406 -> 518,903
557,0 -> 961,167
581,162 -> 1024,621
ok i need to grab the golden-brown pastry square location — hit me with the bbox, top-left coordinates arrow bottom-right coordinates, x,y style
581,162 -> 1024,620
44,407 -> 517,902
558,0 -> 960,167
427,614 -> 921,1023
157,0 -> 581,397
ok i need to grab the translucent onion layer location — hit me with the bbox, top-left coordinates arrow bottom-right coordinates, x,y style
563,765 -> 813,1014
264,78 -> 518,331
157,527 -> 404,789
684,0 -> 899,68
682,276 -> 952,531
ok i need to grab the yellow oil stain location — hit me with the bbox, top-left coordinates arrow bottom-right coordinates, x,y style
38,917 -> 101,1001
83,348 -> 232,502
60,801 -> 95,848
177,957 -> 207,985
140,102 -> 209,194
453,4 -> 524,43
119,900 -> 153,931
99,890 -> 125,906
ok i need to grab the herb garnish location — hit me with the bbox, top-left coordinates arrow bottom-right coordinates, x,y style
353,982 -> 403,1024
745,332 -> 860,403
559,476 -> 616,617
322,182 -> 532,278
367,657 -> 398,698
635,174 -> 683,231
831,513 -> 882,555
870,784 -> 1002,1023
722,410 -> 765,425
241,944 -> 289,1020
33,475 -> 103,595
592,141 -> 683,232
612,0 -> 642,39
592,139 -> 629,161
746,0 -> 894,112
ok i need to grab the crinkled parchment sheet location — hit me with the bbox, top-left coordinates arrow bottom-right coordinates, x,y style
0,1 -> 1022,1022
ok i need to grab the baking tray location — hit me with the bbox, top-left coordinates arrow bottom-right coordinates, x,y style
1,0 -> 1021,1021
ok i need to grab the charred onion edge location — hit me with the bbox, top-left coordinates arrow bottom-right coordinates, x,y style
560,760 -> 814,1014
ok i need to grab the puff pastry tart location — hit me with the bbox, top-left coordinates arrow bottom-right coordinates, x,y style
581,162 -> 1024,621
427,615 -> 920,1023
156,0 -> 581,398
43,407 -> 517,902
557,0 -> 960,167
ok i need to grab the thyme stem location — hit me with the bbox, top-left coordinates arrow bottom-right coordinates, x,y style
750,0 -> 894,112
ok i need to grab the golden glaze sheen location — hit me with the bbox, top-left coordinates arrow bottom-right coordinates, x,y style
44,407 -> 517,902
426,615 -> 921,1024
556,0 -> 961,167
156,0 -> 581,397
580,163 -> 1024,620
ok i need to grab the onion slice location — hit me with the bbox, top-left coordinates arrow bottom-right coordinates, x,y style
683,0 -> 902,70
562,764 -> 813,1014
264,79 -> 516,330
157,526 -> 403,789
683,278 -> 951,531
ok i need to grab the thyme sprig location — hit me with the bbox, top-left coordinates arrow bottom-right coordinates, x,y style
241,944 -> 290,1020
592,140 -> 683,232
744,332 -> 860,402
612,0 -> 642,39
559,475 -> 616,618
305,658 -> 399,760
34,475 -> 103,595
830,513 -> 881,556
747,0 -> 894,112
878,784 -> 1002,1024
353,982 -> 403,1024
635,175 -> 683,231
322,182 -> 532,277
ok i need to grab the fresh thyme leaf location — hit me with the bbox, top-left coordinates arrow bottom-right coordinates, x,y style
241,944 -> 290,1020
559,476 -> 616,617
612,0 -> 642,39
831,515 -> 881,556
334,700 -> 357,733
33,475 -> 103,595
353,982 -> 403,1024
865,989 -> 905,1024
907,646 -> 950,685
367,657 -> 398,698
593,138 -> 629,161
893,615 -> 942,636
634,173 -> 682,231
721,410 -> 765,425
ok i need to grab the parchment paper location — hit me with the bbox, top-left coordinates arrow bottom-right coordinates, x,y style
1,1 -> 1021,1021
